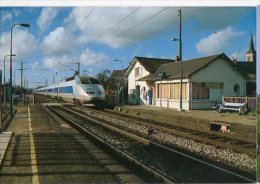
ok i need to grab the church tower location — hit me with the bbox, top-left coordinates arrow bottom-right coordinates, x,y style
246,32 -> 256,62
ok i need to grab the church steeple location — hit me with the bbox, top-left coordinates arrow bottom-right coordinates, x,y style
246,32 -> 256,62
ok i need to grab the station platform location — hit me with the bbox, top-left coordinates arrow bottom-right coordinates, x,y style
0,104 -> 144,184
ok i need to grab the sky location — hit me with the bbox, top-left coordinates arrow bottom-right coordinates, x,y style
0,7 -> 256,88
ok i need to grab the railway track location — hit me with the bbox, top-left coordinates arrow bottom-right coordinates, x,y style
74,106 -> 255,157
35,95 -> 256,177
36,95 -> 255,156
44,103 -> 254,183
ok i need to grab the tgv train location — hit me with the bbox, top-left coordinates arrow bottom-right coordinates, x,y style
33,75 -> 106,105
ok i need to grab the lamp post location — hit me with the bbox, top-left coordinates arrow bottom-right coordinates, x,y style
172,9 -> 183,111
3,54 -> 16,106
213,31 -> 217,55
9,23 -> 30,118
114,59 -> 124,106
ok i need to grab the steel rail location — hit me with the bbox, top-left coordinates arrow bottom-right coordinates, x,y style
104,108 -> 255,144
59,105 -> 255,183
47,105 -> 173,183
76,106 -> 255,156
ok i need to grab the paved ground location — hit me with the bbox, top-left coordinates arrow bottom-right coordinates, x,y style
122,105 -> 256,126
0,132 -> 12,167
0,104 -> 144,184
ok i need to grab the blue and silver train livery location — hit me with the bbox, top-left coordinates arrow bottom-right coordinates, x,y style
33,75 -> 105,105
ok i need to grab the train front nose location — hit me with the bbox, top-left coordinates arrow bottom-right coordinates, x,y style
80,84 -> 105,103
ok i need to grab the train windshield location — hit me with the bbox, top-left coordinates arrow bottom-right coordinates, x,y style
89,78 -> 99,84
79,76 -> 100,84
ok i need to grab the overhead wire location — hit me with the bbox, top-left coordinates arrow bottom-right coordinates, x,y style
3,7 -> 256,87
112,7 -> 170,42
97,7 -> 141,39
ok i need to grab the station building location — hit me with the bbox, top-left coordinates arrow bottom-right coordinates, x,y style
126,53 -> 247,110
125,56 -> 173,105
125,33 -> 256,110
144,53 -> 247,110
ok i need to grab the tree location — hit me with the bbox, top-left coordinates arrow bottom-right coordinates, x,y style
96,69 -> 111,86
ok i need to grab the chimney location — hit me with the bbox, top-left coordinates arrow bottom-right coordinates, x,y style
175,56 -> 180,62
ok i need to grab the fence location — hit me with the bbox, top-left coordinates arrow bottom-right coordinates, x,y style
223,96 -> 257,112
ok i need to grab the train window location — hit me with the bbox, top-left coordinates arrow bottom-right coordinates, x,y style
79,76 -> 100,84
79,76 -> 90,84
59,86 -> 73,93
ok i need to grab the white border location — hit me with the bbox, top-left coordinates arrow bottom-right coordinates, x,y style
0,0 -> 260,7
257,5 -> 260,94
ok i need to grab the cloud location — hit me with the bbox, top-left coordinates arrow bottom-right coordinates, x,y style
65,7 -> 177,48
41,27 -> 75,56
0,29 -> 39,59
79,48 -> 109,67
12,9 -> 21,16
64,7 -> 250,49
37,7 -> 59,32
1,11 -> 12,22
43,55 -> 75,69
196,27 -> 244,56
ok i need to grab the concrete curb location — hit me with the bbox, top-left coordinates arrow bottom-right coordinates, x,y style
0,132 -> 13,168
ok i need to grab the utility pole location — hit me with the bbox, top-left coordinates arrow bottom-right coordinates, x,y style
21,62 -> 25,101
21,62 -> 23,88
24,77 -> 26,101
178,9 -> 183,111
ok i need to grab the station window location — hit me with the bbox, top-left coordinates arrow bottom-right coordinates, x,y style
192,82 -> 209,99
157,83 -> 187,99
